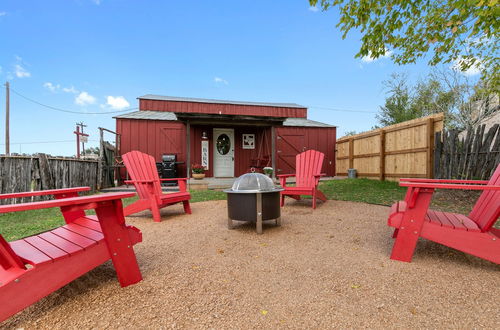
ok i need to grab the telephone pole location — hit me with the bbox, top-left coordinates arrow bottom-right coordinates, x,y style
5,81 -> 10,155
76,122 -> 87,156
74,123 -> 89,159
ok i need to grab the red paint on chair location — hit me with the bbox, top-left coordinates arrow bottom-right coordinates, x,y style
388,164 -> 500,264
122,150 -> 192,222
278,150 -> 327,209
0,190 -> 142,322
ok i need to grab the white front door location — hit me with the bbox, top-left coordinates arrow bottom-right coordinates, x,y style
213,128 -> 234,177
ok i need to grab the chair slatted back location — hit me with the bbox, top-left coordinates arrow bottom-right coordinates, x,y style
122,151 -> 162,200
469,164 -> 500,232
295,150 -> 325,188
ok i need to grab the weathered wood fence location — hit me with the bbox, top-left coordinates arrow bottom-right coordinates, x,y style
434,124 -> 499,180
0,154 -> 98,204
336,114 -> 444,180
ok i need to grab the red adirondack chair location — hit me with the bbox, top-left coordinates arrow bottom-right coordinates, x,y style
388,164 -> 500,264
122,150 -> 191,222
278,150 -> 327,209
0,188 -> 142,322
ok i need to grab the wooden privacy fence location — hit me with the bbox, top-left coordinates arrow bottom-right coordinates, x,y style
0,154 -> 98,204
336,114 -> 444,180
434,123 -> 499,180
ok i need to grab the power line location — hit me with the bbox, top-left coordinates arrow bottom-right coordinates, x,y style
0,139 -> 99,145
7,84 -> 379,115
308,105 -> 377,114
7,86 -> 138,115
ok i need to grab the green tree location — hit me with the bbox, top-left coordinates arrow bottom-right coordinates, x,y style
343,130 -> 358,136
82,147 -> 100,156
310,0 -> 499,89
376,73 -> 421,126
376,69 -> 497,129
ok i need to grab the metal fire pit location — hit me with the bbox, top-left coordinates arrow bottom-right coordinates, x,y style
224,172 -> 284,234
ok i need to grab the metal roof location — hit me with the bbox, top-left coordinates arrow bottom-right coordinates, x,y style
115,111 -> 335,127
283,118 -> 336,128
138,94 -> 306,109
114,111 -> 177,121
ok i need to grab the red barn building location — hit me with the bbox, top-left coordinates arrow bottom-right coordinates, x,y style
115,95 -> 336,178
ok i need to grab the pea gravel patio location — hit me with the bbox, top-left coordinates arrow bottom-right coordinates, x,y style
2,200 -> 498,329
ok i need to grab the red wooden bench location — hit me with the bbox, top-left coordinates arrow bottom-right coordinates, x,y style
0,188 -> 142,322
278,150 -> 327,209
122,150 -> 191,222
387,164 -> 500,264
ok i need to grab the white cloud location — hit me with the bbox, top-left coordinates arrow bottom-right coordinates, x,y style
452,57 -> 483,76
43,82 -> 60,92
92,0 -> 102,4
75,91 -> 96,106
14,64 -> 30,78
0,12 -> 6,17
43,82 -> 79,93
214,77 -> 228,85
361,50 -> 392,63
308,6 -> 319,12
62,86 -> 78,93
106,96 -> 130,110
360,56 -> 375,63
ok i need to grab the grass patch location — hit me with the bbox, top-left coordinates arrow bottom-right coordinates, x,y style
0,190 -> 227,242
320,178 -> 406,206
0,180 -> 488,241
0,208 -> 65,242
189,189 -> 226,202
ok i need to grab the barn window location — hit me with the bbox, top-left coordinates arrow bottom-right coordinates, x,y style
216,134 -> 231,155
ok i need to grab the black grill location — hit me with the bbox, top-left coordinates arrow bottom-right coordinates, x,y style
157,154 -> 181,186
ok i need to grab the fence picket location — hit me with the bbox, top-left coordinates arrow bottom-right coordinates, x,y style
434,124 -> 499,180
0,154 -> 98,205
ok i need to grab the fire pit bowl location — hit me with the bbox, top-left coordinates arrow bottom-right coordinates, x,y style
224,172 -> 283,234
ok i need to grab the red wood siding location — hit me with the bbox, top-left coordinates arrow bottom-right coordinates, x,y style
275,127 -> 336,177
117,118 -> 335,178
139,99 -> 307,118
116,119 -> 187,176
189,126 -> 272,177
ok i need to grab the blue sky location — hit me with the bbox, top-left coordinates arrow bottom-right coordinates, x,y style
0,0 -> 462,156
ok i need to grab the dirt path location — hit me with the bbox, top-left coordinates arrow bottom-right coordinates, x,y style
2,199 -> 499,329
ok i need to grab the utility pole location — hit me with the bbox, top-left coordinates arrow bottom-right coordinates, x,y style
75,125 -> 80,158
74,124 -> 89,159
5,81 -> 10,155
76,122 -> 87,156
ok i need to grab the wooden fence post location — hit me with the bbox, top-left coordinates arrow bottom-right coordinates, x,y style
348,138 -> 354,170
379,130 -> 385,180
426,118 -> 435,178
97,128 -> 104,190
433,131 -> 442,179
38,153 -> 55,190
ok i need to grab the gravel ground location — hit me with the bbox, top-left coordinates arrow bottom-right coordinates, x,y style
2,199 -> 499,329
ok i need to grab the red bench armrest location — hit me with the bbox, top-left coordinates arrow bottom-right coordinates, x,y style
125,179 -> 156,184
159,178 -> 188,182
277,174 -> 295,178
277,174 -> 295,187
0,192 -> 136,214
0,187 -> 90,200
160,178 -> 189,192
400,182 -> 500,191
400,178 -> 489,185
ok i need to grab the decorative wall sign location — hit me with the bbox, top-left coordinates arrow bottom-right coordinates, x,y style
242,134 -> 255,149
201,140 -> 209,169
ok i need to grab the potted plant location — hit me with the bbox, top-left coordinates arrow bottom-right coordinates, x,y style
263,167 -> 273,178
191,164 -> 206,180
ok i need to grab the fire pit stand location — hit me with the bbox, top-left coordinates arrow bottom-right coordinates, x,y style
224,173 -> 283,234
